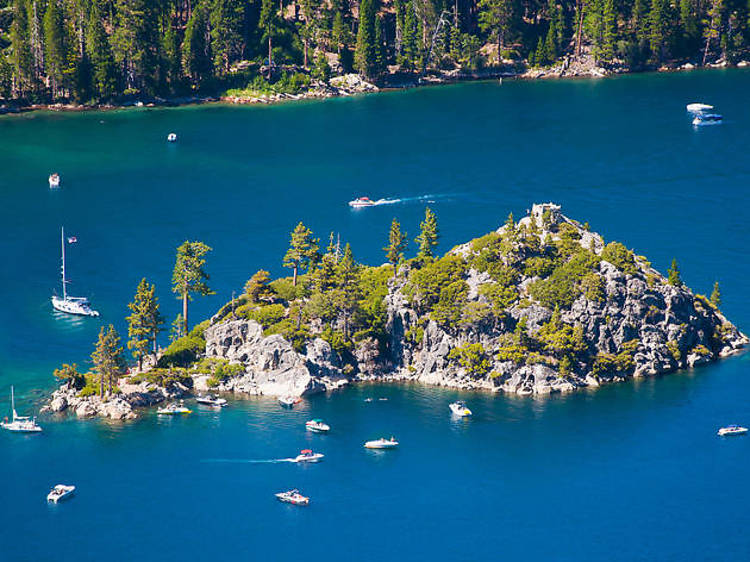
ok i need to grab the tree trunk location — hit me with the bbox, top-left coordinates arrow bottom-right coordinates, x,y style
182,291 -> 189,335
304,37 -> 308,68
292,265 -> 298,286
268,36 -> 273,77
576,0 -> 586,57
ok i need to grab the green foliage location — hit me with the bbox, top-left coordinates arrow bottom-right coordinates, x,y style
53,363 -> 85,389
447,343 -> 492,377
129,367 -> 192,388
284,222 -> 320,285
172,241 -> 214,333
158,334 -> 206,368
528,251 -> 601,309
667,258 -> 683,287
581,273 -> 606,303
478,283 -> 518,315
601,242 -> 638,275
666,340 -> 681,361
127,278 -> 164,369
190,357 -> 245,387
92,324 -> 127,396
691,344 -> 710,356
245,270 -> 273,303
403,255 -> 467,315
384,218 -> 408,275
244,304 -> 287,328
415,207 -> 439,261
536,308 -> 587,359
592,339 -> 640,376
710,281 -> 721,308
270,278 -> 299,303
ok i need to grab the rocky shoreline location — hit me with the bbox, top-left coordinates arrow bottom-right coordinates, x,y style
44,202 -> 747,420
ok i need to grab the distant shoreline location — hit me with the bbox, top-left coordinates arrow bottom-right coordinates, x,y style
2,62 -> 747,117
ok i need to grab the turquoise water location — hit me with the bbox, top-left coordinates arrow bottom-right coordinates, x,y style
2,69 -> 750,560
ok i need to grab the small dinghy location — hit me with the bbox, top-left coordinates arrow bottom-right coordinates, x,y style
157,401 -> 192,415
692,113 -> 723,126
167,132 -> 177,142
47,484 -> 75,503
718,425 -> 748,436
275,489 -> 309,505
364,437 -> 399,449
686,103 -> 713,113
196,394 -> 227,407
48,173 -> 60,188
449,401 -> 472,417
293,449 -> 324,463
279,395 -> 300,408
305,419 -> 330,433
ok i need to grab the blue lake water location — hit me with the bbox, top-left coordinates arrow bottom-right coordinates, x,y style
1,69 -> 750,560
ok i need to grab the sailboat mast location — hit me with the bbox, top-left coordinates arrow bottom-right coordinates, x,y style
10,386 -> 16,421
60,226 -> 67,300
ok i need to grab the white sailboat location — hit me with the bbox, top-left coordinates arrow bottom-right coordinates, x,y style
51,227 -> 99,317
1,386 -> 43,433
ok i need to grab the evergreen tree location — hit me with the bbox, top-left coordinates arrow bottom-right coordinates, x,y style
332,10 -> 346,54
11,0 -> 34,96
182,3 -> 212,84
172,241 -> 214,333
245,270 -> 273,302
478,0 -> 516,64
91,324 -> 126,397
86,2 -> 117,100
336,243 -> 360,338
710,281 -> 722,307
313,50 -> 332,80
43,0 -> 66,98
649,0 -> 668,63
374,14 -> 386,74
127,278 -> 164,370
354,0 -> 378,77
415,207 -> 439,261
632,0 -> 649,42
112,0 -> 158,92
702,0 -> 724,65
283,222 -> 320,286
161,17 -> 182,90
667,258 -> 682,287
259,0 -> 281,76
384,218 -> 407,276
400,0 -> 419,70
53,362 -> 85,389
601,0 -> 617,62
210,0 -> 246,73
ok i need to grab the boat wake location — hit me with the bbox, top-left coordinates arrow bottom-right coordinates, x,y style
202,458 -> 297,464
354,193 -> 453,208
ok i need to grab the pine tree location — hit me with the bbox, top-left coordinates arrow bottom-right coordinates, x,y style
601,0 -> 617,62
667,258 -> 682,287
112,0 -> 158,92
172,241 -> 214,333
11,0 -> 34,97
384,218 -> 407,276
43,0 -> 66,98
400,1 -> 419,70
210,0 -> 246,74
161,18 -> 181,91
245,270 -> 273,302
374,15 -> 386,75
354,0 -> 377,77
259,0 -> 281,76
710,281 -> 722,307
702,0 -> 724,65
86,2 -> 117,100
91,324 -> 126,397
632,0 -> 649,43
649,0 -> 668,63
332,11 -> 346,54
478,0 -> 516,64
415,207 -> 439,261
336,243 -> 360,338
283,222 -> 320,286
127,278 -> 164,370
182,3 -> 212,84
313,50 -> 332,81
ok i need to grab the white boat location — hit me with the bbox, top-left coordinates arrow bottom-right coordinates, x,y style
449,401 -> 472,417
47,484 -> 75,503
293,449 -> 324,463
157,401 -> 192,415
1,386 -> 43,433
692,113 -> 723,126
717,425 -> 748,436
686,103 -> 713,113
48,173 -> 60,188
279,395 -> 300,408
51,227 -> 99,317
305,419 -> 330,433
196,394 -> 227,407
349,197 -> 377,208
167,132 -> 177,142
275,489 -> 309,506
364,437 -> 399,449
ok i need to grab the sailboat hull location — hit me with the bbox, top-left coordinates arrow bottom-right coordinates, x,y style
51,296 -> 99,317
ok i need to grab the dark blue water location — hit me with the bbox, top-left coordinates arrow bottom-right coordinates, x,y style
2,69 -> 750,560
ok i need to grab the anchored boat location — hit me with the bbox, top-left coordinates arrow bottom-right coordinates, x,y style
196,394 -> 227,407
275,489 -> 309,506
1,386 -> 42,433
279,395 -> 301,408
305,419 -> 330,433
157,401 -> 192,415
48,173 -> 60,188
364,437 -> 399,449
449,401 -> 472,417
686,103 -> 714,113
693,113 -> 723,126
51,227 -> 99,317
717,425 -> 748,436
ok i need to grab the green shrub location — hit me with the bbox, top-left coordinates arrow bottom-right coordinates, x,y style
247,304 -> 287,328
528,252 -> 600,309
403,255 -> 467,314
479,283 -> 518,315
601,242 -> 638,275
270,278 -> 299,303
666,340 -> 681,361
691,344 -> 710,356
158,335 -> 205,368
581,273 -> 605,303
447,343 -> 492,377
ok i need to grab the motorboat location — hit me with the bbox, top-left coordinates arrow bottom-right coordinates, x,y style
364,398 -> 374,403
293,449 -> 324,463
1,386 -> 43,433
378,397 -> 389,401
349,197 -> 377,208
47,484 -> 75,503
167,132 -> 177,142
48,173 -> 60,188
692,113 -> 723,126
157,401 -> 192,415
305,419 -> 330,433
364,437 -> 399,449
686,103 -> 713,113
449,401 -> 472,417
717,425 -> 748,436
196,394 -> 227,407
279,395 -> 300,408
51,227 -> 99,317
275,489 -> 309,506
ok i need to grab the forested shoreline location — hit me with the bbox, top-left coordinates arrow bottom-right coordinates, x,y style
0,0 -> 748,106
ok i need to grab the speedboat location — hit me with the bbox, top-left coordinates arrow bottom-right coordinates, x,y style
196,394 -> 227,407
349,197 -> 377,208
275,489 -> 309,506
157,401 -> 192,415
51,227 -> 99,317
717,425 -> 748,436
167,132 -> 177,142
47,484 -> 75,503
293,449 -> 324,463
686,103 -> 713,113
449,401 -> 472,417
364,437 -> 399,449
279,395 -> 300,408
1,386 -> 42,433
48,173 -> 60,188
305,419 -> 330,433
692,113 -> 723,126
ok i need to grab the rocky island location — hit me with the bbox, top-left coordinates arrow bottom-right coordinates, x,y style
46,203 -> 747,419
